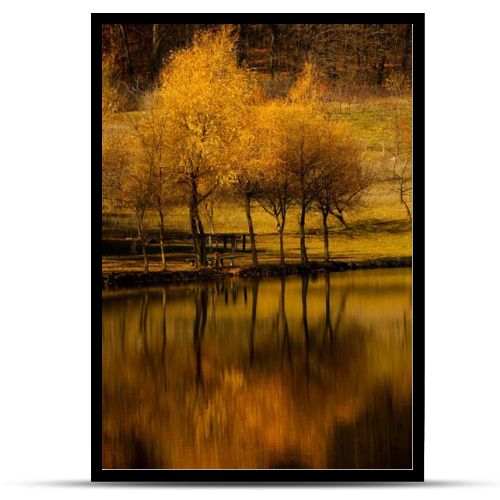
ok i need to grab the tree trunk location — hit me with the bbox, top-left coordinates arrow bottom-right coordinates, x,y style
299,202 -> 308,264
189,204 -> 201,266
277,223 -> 285,266
158,203 -> 167,271
196,213 -> 207,266
401,191 -> 412,221
376,54 -> 386,86
269,24 -> 278,79
401,24 -> 412,76
118,24 -> 133,80
141,239 -> 149,273
245,193 -> 259,265
151,24 -> 162,78
137,216 -> 149,273
189,178 -> 207,267
322,210 -> 330,262
190,208 -> 207,267
375,24 -> 386,86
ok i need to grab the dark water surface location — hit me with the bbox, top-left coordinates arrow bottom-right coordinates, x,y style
102,268 -> 412,469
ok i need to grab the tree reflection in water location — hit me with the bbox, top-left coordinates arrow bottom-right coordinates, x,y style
193,288 -> 208,390
248,280 -> 259,366
102,268 -> 412,469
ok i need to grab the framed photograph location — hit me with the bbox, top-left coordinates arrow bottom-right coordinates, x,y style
93,13 -> 424,482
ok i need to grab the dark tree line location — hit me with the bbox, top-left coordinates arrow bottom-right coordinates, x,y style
102,23 -> 412,101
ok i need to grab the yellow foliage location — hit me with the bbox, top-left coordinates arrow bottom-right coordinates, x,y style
288,61 -> 329,109
101,54 -> 120,125
155,27 -> 256,192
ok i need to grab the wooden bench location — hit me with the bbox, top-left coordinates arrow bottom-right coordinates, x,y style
205,233 -> 249,252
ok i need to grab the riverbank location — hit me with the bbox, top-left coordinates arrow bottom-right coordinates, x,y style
102,256 -> 412,288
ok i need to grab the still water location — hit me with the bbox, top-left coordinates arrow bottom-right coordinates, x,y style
102,268 -> 412,469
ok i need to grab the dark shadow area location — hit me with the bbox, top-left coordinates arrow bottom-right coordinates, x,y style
102,240 -> 195,257
334,219 -> 412,237
327,384 -> 412,469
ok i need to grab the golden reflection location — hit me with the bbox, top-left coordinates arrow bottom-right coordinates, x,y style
102,268 -> 412,469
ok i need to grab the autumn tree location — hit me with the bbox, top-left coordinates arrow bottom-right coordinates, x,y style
102,126 -> 126,214
313,127 -> 371,261
232,103 -> 281,265
199,187 -> 227,253
285,63 -> 333,264
255,103 -> 292,266
156,27 -> 255,266
106,127 -> 156,272
128,93 -> 173,270
102,84 -> 162,273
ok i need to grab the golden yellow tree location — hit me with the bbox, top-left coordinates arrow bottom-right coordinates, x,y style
232,103 -> 282,265
254,97 -> 339,267
287,62 -> 328,106
283,106 -> 336,263
102,123 -> 127,211
156,27 -> 255,266
255,102 -> 292,266
285,63 -> 334,264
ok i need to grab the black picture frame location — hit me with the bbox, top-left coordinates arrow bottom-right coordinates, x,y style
92,12 -> 424,483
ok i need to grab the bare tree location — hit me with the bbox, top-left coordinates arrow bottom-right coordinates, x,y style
313,131 -> 371,261
115,141 -> 156,272
128,91 -> 176,271
386,75 -> 412,221
257,163 -> 293,267
232,174 -> 263,266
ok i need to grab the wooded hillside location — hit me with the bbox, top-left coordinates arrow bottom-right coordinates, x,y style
102,23 -> 412,99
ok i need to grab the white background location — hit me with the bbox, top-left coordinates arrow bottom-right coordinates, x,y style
1,1 -> 499,498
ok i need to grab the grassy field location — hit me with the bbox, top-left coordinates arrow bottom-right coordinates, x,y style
102,96 -> 412,274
